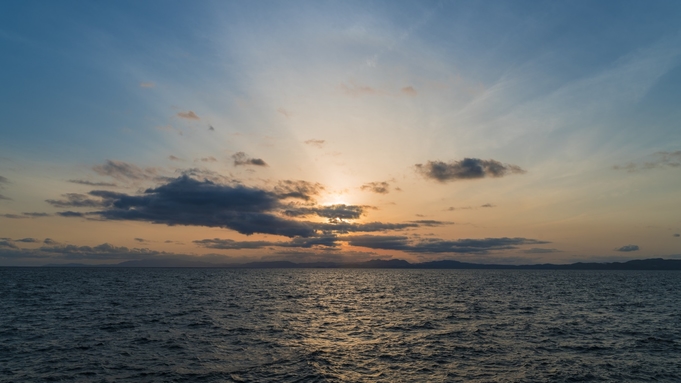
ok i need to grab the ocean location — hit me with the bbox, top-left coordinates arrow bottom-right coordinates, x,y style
1,268 -> 680,382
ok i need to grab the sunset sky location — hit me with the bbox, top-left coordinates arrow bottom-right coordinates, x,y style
2,1 -> 681,266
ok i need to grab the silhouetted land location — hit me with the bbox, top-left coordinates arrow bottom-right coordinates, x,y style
39,258 -> 681,270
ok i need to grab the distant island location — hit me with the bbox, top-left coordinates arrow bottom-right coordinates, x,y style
41,258 -> 681,270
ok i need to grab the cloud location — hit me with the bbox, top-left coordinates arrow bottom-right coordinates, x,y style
0,176 -> 9,200
274,180 -> 324,201
613,151 -> 681,172
88,175 -> 316,238
177,110 -> 200,120
277,108 -> 291,118
140,82 -> 155,88
208,125 -> 215,131
343,235 -> 549,254
674,234 -> 680,237
408,220 -> 454,227
339,81 -> 378,97
401,86 -> 417,96
232,152 -> 267,167
38,243 -> 168,260
1,212 -> 50,219
480,203 -> 496,208
177,168 -> 234,184
46,193 -> 110,208
68,179 -> 117,187
16,238 -> 38,243
93,160 -> 158,181
0,240 -> 18,249
134,238 -> 148,243
194,235 -> 339,250
523,248 -> 562,254
616,244 -> 640,252
199,156 -> 217,163
313,221 -> 419,234
283,204 -> 366,220
1,214 -> 25,219
57,211 -> 87,217
416,158 -> 526,182
304,139 -> 325,148
43,238 -> 57,244
169,155 -> 182,161
24,212 -> 50,217
360,181 -> 390,194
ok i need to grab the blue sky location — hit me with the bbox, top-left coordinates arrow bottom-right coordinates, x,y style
1,1 -> 680,265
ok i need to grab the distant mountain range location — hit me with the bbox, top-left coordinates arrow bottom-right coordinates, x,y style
41,258 -> 681,270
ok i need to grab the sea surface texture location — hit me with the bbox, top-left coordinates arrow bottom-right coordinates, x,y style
1,268 -> 680,382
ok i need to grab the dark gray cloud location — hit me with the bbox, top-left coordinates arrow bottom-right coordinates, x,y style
360,181 -> 390,194
416,158 -> 526,182
523,248 -> 561,254
616,244 -> 639,252
177,168 -> 234,184
208,125 -> 215,131
232,152 -> 267,167
46,193 -> 110,208
314,221 -> 419,234
57,211 -> 87,217
0,240 -> 18,249
43,238 -> 57,244
194,235 -> 339,250
0,175 -> 8,185
93,160 -> 158,181
284,204 -> 365,220
134,238 -> 147,243
89,175 -> 316,238
674,234 -> 680,237
481,203 -> 496,208
16,238 -> 38,243
274,180 -> 324,201
23,212 -> 50,217
304,139 -> 325,148
68,179 -> 117,187
408,220 -> 454,227
38,243 -> 168,260
343,235 -> 549,254
613,151 -> 681,172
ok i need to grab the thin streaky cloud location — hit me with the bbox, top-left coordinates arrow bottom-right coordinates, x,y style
177,110 -> 200,120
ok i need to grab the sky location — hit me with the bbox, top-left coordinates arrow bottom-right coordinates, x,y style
1,0 -> 681,266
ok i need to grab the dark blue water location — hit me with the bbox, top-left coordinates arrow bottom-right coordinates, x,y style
1,268 -> 680,382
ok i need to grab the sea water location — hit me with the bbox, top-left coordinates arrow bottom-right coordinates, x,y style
1,268 -> 680,382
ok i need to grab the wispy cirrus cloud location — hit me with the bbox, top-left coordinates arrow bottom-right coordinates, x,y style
304,139 -> 325,148
613,151 -> 681,172
0,175 -> 10,200
339,81 -> 378,97
93,160 -> 159,182
416,158 -> 526,182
